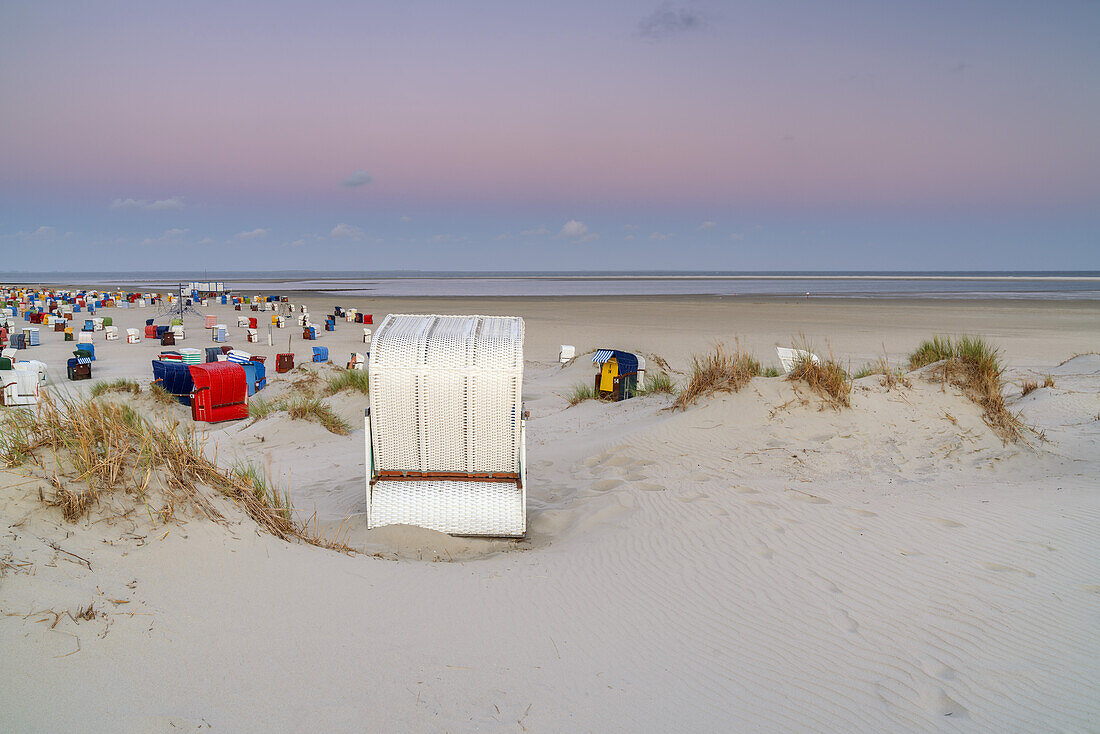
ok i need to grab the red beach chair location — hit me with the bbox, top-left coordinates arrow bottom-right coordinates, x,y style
188,362 -> 249,423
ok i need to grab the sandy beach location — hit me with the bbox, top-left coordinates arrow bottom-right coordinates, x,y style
2,293 -> 1098,732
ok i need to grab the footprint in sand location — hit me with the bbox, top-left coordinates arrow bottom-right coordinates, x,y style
635,482 -> 666,492
916,680 -> 968,719
733,486 -> 759,494
928,517 -> 965,528
690,473 -> 714,482
828,608 -> 859,633
1079,584 -> 1100,593
981,562 -> 1035,577
590,479 -> 624,492
848,508 -> 878,518
807,572 -> 841,594
746,500 -> 780,509
917,655 -> 957,681
676,492 -> 710,503
790,492 -> 830,504
753,543 -> 774,560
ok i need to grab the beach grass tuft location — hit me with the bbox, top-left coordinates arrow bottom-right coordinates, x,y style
673,341 -> 760,410
90,378 -> 142,398
286,397 -> 351,435
910,335 -> 1023,442
1021,379 -> 1039,397
147,383 -> 177,405
908,335 -> 956,370
786,351 -> 852,407
1043,374 -> 1055,389
566,382 -> 598,406
853,354 -> 909,389
761,366 -> 782,378
323,368 -> 369,396
638,372 -> 677,396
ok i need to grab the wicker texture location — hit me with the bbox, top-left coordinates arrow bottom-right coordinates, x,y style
370,479 -> 525,537
367,314 -> 525,537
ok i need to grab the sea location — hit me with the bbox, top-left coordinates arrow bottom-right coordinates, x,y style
4,271 -> 1100,300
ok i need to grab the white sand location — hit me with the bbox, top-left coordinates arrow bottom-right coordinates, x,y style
1,294 -> 1098,732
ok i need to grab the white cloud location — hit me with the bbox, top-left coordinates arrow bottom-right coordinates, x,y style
197,236 -> 214,245
342,170 -> 373,187
578,233 -> 599,243
698,221 -> 716,230
649,232 -> 670,242
521,226 -> 550,236
111,196 -> 185,211
559,220 -> 589,239
624,234 -> 635,242
495,232 -> 511,241
623,223 -> 640,231
400,215 -> 412,222
729,233 -> 745,241
236,228 -> 269,240
141,228 -> 189,246
330,223 -> 364,240
289,238 -> 306,248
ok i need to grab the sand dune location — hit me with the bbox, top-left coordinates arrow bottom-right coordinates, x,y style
1,295 -> 1098,732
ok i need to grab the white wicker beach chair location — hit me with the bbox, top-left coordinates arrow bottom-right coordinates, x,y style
776,346 -> 820,374
365,314 -> 526,537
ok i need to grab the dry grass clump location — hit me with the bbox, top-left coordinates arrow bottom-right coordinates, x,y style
147,383 -> 177,405
0,393 -> 351,551
909,335 -> 1023,442
323,368 -> 369,396
638,372 -> 676,396
90,379 -> 142,398
1020,380 -> 1039,397
286,397 -> 351,435
673,342 -> 760,410
786,353 -> 852,408
1043,374 -> 1055,388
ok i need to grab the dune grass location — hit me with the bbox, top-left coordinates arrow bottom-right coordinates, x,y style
908,335 -> 1023,442
1020,379 -> 1039,397
147,383 -> 177,405
0,393 -> 350,550
908,335 -> 956,370
673,342 -> 760,410
786,352 -> 852,408
90,378 -> 142,398
323,368 -> 369,396
1043,374 -> 1055,389
232,460 -> 292,525
853,354 -> 909,389
566,382 -> 598,406
638,372 -> 676,396
286,397 -> 351,435
761,366 -> 782,378
248,396 -> 287,420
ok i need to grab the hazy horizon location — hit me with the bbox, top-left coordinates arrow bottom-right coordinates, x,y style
2,1 -> 1097,270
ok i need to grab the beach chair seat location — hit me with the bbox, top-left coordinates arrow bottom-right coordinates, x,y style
776,347 -> 820,374
366,314 -> 526,537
